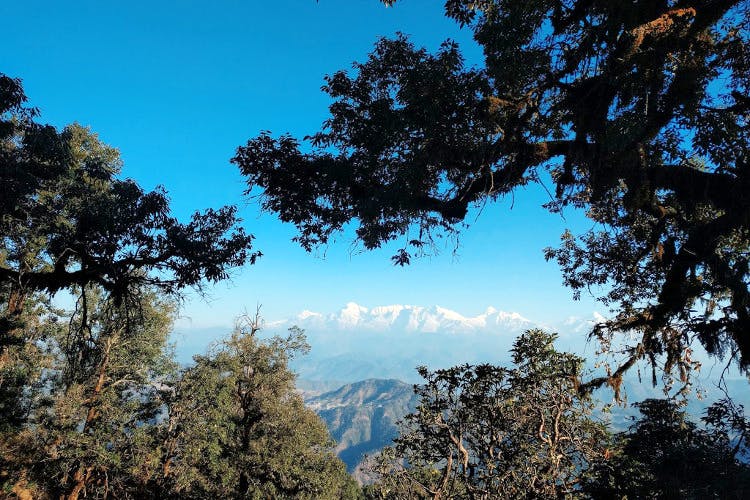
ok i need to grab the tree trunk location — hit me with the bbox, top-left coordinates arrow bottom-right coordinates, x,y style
64,467 -> 91,500
83,338 -> 112,428
64,337 -> 114,498
0,286 -> 27,386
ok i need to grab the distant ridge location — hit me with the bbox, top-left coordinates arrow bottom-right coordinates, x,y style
174,303 -> 609,370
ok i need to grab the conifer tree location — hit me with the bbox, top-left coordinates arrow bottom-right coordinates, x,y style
163,321 -> 361,499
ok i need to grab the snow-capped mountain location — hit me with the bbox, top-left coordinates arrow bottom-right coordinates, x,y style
174,303 -> 607,383
269,302 -> 551,383
270,302 -> 537,335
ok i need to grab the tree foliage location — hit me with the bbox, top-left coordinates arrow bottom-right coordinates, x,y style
0,289 -> 59,434
1,72 -> 258,363
585,397 -> 750,499
163,321 -> 360,499
0,286 -> 178,499
0,297 -> 360,499
234,1 -> 750,384
365,330 -> 608,499
0,74 -> 260,487
0,75 -> 357,499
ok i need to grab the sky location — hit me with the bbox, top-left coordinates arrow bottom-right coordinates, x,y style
2,0 -> 602,334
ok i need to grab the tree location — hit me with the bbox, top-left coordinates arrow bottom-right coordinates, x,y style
0,73 -> 259,463
585,397 -> 750,499
1,301 -> 362,499
0,73 -> 258,362
0,73 -> 359,500
365,330 -> 608,499
233,1 -> 750,387
0,290 -> 58,434
0,74 -> 265,498
162,320 -> 361,499
0,285 -> 178,499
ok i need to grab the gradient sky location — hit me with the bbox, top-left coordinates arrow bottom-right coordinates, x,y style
3,0 -> 602,330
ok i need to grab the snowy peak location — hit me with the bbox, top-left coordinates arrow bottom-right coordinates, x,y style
337,302 -> 368,329
279,302 -> 536,335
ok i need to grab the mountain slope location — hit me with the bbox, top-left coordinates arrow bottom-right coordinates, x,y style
306,379 -> 417,473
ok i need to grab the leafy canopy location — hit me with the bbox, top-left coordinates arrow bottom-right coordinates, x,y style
234,1 -> 750,386
0,71 -> 361,499
1,292 -> 361,499
0,73 -> 258,402
365,330 -> 608,499
0,73 -> 257,304
163,321 -> 361,499
585,397 -> 750,498
0,286 -> 179,499
0,75 -> 267,499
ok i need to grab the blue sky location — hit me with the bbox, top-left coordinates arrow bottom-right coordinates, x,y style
3,0 -> 601,329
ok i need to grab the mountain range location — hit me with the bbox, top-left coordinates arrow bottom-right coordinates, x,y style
279,302 -> 603,383
174,302 -> 606,379
282,302 -> 543,383
271,302 -> 538,334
